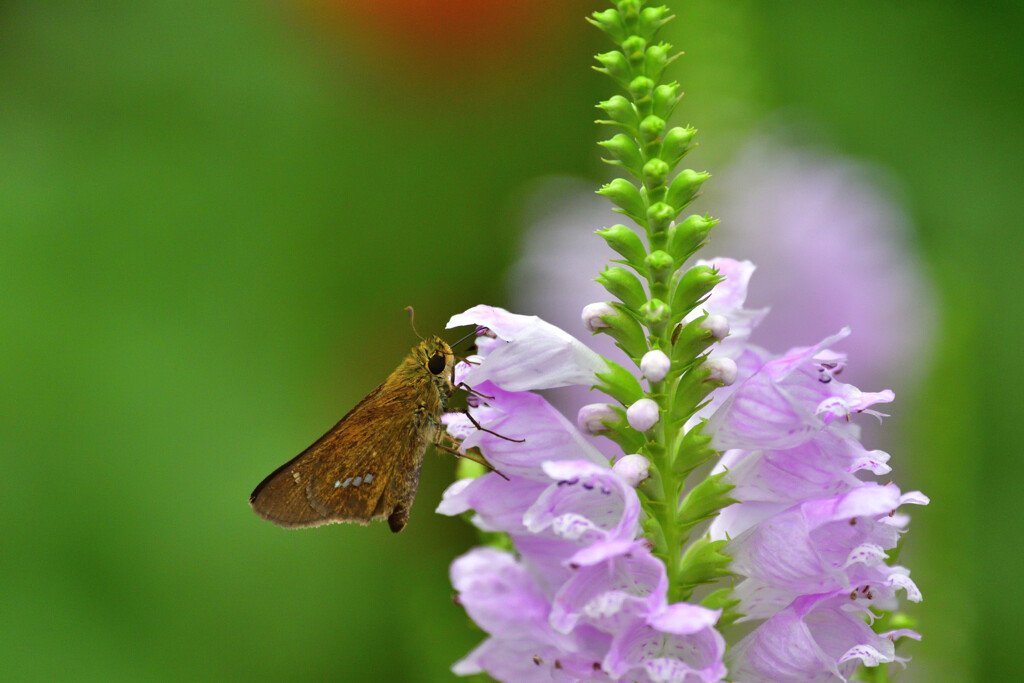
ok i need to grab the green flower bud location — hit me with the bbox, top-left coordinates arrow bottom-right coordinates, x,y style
639,115 -> 666,143
647,202 -> 674,235
640,298 -> 671,335
665,169 -> 709,214
596,95 -> 639,132
668,213 -> 718,264
644,250 -> 673,282
596,266 -> 648,311
615,0 -> 642,22
644,43 -> 672,81
670,264 -> 721,319
621,35 -> 647,66
636,5 -> 673,40
593,359 -> 645,405
652,83 -> 682,120
598,134 -> 644,178
628,76 -> 654,101
587,8 -> 627,43
597,178 -> 646,224
662,126 -> 696,164
596,224 -> 647,272
642,158 -> 670,188
594,50 -> 633,88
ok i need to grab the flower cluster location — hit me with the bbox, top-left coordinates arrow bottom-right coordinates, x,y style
691,258 -> 929,680
440,1 -> 926,681
440,306 -> 727,682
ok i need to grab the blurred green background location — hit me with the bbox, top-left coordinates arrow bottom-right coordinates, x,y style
2,1 -> 1020,680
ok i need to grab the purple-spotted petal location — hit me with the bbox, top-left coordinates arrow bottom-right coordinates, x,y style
524,460 -> 640,545
707,329 -> 894,451
604,604 -> 727,682
550,541 -> 667,634
448,305 -> 608,390
727,592 -> 904,683
453,630 -> 614,682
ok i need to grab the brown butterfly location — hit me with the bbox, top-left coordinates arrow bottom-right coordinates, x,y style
250,335 -> 459,533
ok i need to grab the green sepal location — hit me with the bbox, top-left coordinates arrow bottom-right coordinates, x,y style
700,588 -> 743,629
597,224 -> 647,272
668,213 -> 718,265
638,115 -> 666,144
669,363 -> 715,422
593,358 -> 645,405
643,43 -> 675,81
636,5 -> 673,40
652,83 -> 683,120
676,536 -> 733,592
666,169 -> 710,215
592,302 -> 649,363
662,126 -> 696,166
670,264 -> 722,322
677,472 -> 736,536
671,420 -> 718,478
594,50 -> 633,89
599,134 -> 644,179
587,8 -> 628,43
596,95 -> 640,133
596,266 -> 648,311
643,158 -> 670,189
670,313 -> 718,365
598,178 -> 647,225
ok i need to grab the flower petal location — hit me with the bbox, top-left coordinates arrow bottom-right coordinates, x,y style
448,304 -> 608,390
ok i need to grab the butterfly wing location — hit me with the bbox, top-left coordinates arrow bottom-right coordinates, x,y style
249,378 -> 437,531
306,377 -> 437,533
250,383 -> 395,529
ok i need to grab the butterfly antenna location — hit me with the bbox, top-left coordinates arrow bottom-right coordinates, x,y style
405,306 -> 424,341
450,325 -> 487,351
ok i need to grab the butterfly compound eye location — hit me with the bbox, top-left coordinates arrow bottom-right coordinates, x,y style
427,353 -> 446,375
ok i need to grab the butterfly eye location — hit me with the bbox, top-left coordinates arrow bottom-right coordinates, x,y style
427,353 -> 446,375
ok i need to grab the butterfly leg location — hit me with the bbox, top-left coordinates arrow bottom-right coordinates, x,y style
434,431 -> 510,481
449,402 -> 525,444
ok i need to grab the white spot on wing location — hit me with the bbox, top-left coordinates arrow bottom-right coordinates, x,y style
334,480 -> 341,488
353,476 -> 363,486
365,473 -> 374,484
341,477 -> 352,488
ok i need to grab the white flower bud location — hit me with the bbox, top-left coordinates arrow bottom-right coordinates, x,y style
640,349 -> 671,382
703,357 -> 738,386
612,453 -> 650,487
626,398 -> 660,432
577,403 -> 619,435
700,314 -> 729,340
581,302 -> 616,332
